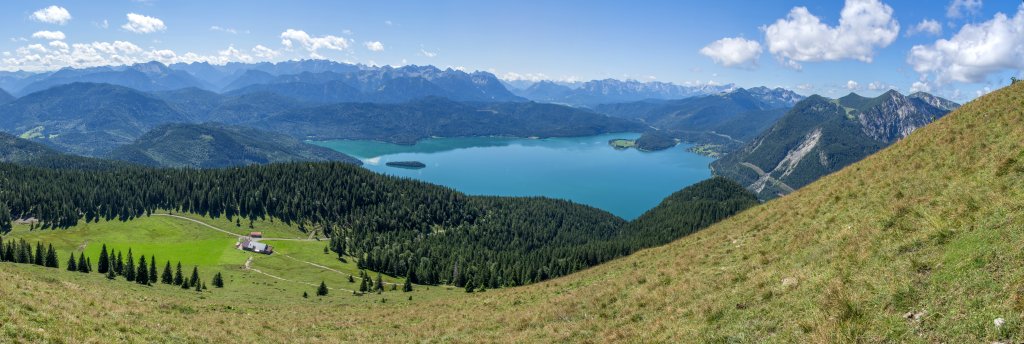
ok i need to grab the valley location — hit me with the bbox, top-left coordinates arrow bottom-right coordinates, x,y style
0,0 -> 1012,340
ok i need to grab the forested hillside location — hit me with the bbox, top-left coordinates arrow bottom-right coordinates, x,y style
256,97 -> 646,144
108,123 -> 360,168
0,158 -> 751,288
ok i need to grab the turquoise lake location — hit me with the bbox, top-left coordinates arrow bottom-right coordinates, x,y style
312,133 -> 714,219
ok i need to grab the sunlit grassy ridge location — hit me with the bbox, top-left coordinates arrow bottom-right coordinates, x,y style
2,83 -> 1024,342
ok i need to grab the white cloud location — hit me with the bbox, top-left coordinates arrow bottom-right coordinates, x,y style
910,81 -> 931,93
907,19 -> 942,36
947,0 -> 982,18
31,31 -> 66,41
908,5 -> 1024,84
868,81 -> 896,90
762,0 -> 900,69
419,49 -> 437,58
364,41 -> 384,52
210,26 -> 248,35
846,80 -> 860,90
251,45 -> 279,59
31,6 -> 72,25
699,37 -> 762,67
122,13 -> 166,34
280,29 -> 349,56
384,20 -> 393,26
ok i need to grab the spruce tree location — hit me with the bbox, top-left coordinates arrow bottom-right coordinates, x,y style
189,266 -> 200,287
136,255 -> 149,285
317,281 -> 329,296
148,255 -> 157,284
77,254 -> 88,273
403,275 -> 413,292
115,251 -> 124,276
97,244 -> 109,274
173,262 -> 183,285
33,242 -> 44,266
194,279 -> 202,292
212,272 -> 224,288
303,291 -> 309,298
124,249 -> 135,282
348,275 -> 355,283
464,279 -> 476,293
66,252 -> 77,271
44,244 -> 58,268
375,272 -> 384,293
85,257 -> 92,273
106,265 -> 116,279
161,261 -> 173,284
180,278 -> 191,289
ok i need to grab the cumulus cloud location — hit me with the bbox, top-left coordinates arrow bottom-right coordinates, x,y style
947,0 -> 982,18
908,5 -> 1024,84
280,29 -> 349,56
907,19 -> 942,36
910,81 -> 931,93
0,38 -> 271,72
762,0 -> 900,69
31,30 -> 66,41
31,6 -> 72,25
210,26 -> 248,34
122,13 -> 166,34
699,37 -> 762,68
846,80 -> 860,90
364,41 -> 384,52
251,45 -> 279,59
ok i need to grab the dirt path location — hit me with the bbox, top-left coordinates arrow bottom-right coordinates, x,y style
245,255 -> 356,292
155,213 -> 379,289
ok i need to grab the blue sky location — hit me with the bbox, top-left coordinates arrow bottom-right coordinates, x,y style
1,0 -> 1022,102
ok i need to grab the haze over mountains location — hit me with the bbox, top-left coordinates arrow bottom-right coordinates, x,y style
507,79 -> 737,107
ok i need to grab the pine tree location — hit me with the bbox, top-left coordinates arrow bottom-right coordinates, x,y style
85,257 -> 92,273
173,262 -> 183,285
97,244 -> 109,274
303,291 -> 309,298
375,272 -> 384,293
348,275 -> 355,283
189,266 -> 200,287
106,265 -> 116,279
44,244 -> 58,268
77,254 -> 88,273
66,252 -> 77,271
212,272 -> 224,288
33,242 -> 44,266
148,255 -> 157,284
124,249 -> 135,281
194,279 -> 202,292
317,281 -> 329,296
161,261 -> 173,284
403,275 -> 413,292
115,251 -> 124,276
136,255 -> 148,285
180,278 -> 191,289
464,279 -> 476,293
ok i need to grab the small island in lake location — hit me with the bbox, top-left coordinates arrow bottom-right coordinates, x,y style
386,161 -> 427,169
608,139 -> 637,150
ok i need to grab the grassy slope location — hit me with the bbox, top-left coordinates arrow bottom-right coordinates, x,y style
2,84 -> 1024,342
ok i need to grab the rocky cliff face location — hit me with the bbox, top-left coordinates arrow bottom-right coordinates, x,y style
856,91 -> 947,144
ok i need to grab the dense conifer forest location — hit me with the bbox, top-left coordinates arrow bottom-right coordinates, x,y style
0,159 -> 755,288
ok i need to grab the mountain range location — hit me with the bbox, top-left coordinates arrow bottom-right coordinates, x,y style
712,90 -> 957,199
0,82 -> 642,155
509,79 -> 737,107
0,88 -> 13,104
0,83 -> 188,156
595,87 -> 806,153
108,123 -> 361,168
